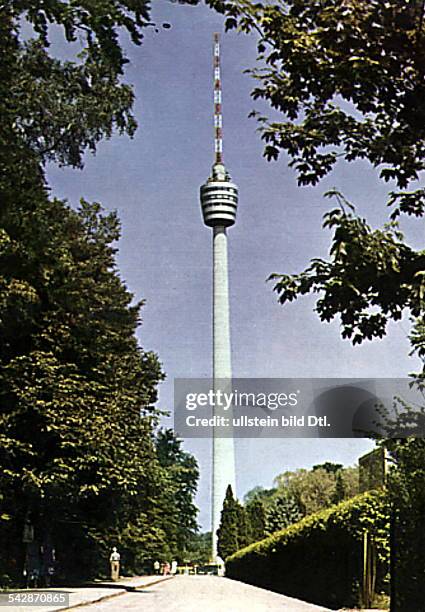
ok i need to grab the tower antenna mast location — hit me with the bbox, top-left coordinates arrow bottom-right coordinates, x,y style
213,33 -> 223,164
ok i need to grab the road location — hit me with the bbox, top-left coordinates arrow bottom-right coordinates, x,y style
82,575 -> 331,611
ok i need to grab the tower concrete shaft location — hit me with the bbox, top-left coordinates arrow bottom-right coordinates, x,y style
212,226 -> 236,562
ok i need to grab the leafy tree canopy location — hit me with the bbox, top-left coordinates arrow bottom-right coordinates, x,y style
243,485 -> 276,505
271,191 -> 425,345
2,0 -> 197,170
0,0 -> 201,583
312,462 -> 344,474
209,0 -> 425,191
274,464 -> 359,515
0,193 -> 172,581
207,0 -> 425,355
155,429 -> 199,559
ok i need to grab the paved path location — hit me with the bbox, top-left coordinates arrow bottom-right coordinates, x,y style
1,575 -> 171,612
82,575 -> 332,611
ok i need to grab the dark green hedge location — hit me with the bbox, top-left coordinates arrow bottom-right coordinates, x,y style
225,491 -> 390,610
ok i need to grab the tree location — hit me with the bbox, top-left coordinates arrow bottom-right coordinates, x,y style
0,181 -> 202,583
217,486 -> 242,561
184,532 -> 212,565
332,472 -> 346,505
208,0 -> 425,355
209,3 -> 424,599
274,466 -> 359,515
383,437 -> 425,612
265,491 -> 303,535
2,5 -> 136,175
236,503 -> 251,549
371,400 -> 425,612
245,498 -> 267,542
0,0 -> 201,583
271,192 -> 424,347
243,485 -> 267,505
212,0 -> 425,188
243,485 -> 276,505
313,462 -> 344,475
274,468 -> 335,515
314,463 -> 348,504
0,195 -> 170,581
207,4 -> 424,603
240,465 -> 361,549
155,429 -> 199,560
2,1 -> 197,171
340,466 -> 360,500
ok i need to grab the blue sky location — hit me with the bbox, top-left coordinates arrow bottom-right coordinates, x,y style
46,2 -> 422,529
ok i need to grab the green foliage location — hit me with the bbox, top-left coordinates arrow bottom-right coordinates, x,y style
241,464 -> 360,548
2,6 -> 138,170
226,491 -> 390,610
0,191 -> 182,580
264,491 -> 302,535
340,466 -> 362,500
208,4 -> 425,605
236,502 -> 251,549
241,463 -> 361,549
411,318 -> 425,364
312,462 -> 343,474
332,472 -> 346,505
379,396 -> 425,612
0,1 -> 201,584
217,486 -> 239,560
0,192 -> 201,582
217,485 -> 248,561
2,1 -> 197,170
277,467 -> 337,515
245,498 -> 267,543
154,429 -> 199,560
274,464 -> 360,516
243,485 -> 275,506
379,431 -> 425,610
184,532 -> 212,565
208,0 -> 425,359
209,0 -> 425,190
270,191 -> 424,345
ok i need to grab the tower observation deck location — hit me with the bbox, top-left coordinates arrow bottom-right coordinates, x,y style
199,33 -> 238,564
200,163 -> 238,227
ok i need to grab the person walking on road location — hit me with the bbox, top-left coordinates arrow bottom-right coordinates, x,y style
109,547 -> 120,581
163,562 -> 171,576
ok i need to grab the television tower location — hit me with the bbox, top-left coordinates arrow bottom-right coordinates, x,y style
200,33 -> 238,563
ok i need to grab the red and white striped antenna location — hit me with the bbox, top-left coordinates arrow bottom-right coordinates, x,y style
213,32 -> 223,164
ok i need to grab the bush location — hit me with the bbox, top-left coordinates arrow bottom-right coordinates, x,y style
226,491 -> 389,610
383,438 -> 425,611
